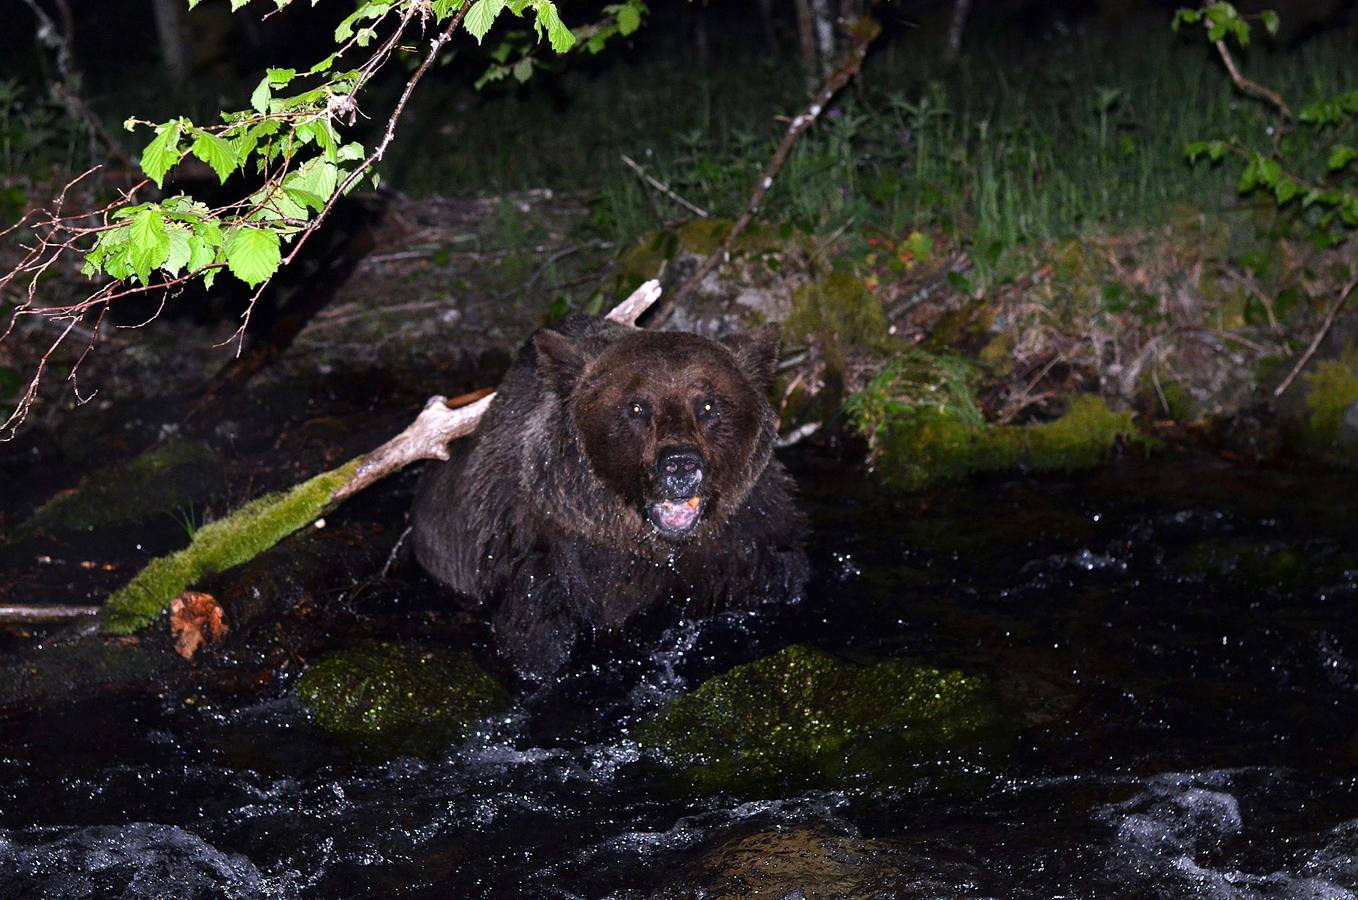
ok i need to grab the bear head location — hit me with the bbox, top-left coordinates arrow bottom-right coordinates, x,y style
533,323 -> 781,542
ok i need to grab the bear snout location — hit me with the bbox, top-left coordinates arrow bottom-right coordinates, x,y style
655,445 -> 704,499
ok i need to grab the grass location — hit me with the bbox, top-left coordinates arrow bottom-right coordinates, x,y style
381,15 -> 1356,281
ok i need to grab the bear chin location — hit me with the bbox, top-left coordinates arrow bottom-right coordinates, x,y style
646,495 -> 705,539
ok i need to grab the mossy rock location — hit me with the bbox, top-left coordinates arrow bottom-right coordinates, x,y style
786,272 -> 897,373
636,645 -> 998,794
865,393 -> 1151,491
23,439 -> 223,534
1299,355 -> 1358,463
296,642 -> 507,754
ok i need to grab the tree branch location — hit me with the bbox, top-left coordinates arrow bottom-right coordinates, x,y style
1273,273 -> 1358,397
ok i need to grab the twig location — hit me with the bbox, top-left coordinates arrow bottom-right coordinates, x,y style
1213,40 -> 1292,122
0,604 -> 100,622
329,279 -> 662,502
1273,273 -> 1358,397
620,154 -> 710,219
648,17 -> 882,326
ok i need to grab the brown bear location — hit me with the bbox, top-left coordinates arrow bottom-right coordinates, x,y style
411,313 -> 808,681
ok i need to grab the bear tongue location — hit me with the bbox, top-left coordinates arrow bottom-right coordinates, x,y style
651,497 -> 702,534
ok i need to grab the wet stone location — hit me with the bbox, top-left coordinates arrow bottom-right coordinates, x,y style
636,644 -> 1000,794
663,826 -> 944,900
295,641 -> 508,755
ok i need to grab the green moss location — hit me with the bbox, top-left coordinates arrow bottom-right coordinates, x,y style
859,390 -> 1149,491
786,272 -> 897,373
296,642 -> 507,753
100,457 -> 361,634
24,439 -> 222,533
1302,356 -> 1358,455
675,218 -> 732,256
635,645 -> 996,794
617,230 -> 679,294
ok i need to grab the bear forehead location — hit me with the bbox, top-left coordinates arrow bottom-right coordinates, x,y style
587,332 -> 747,391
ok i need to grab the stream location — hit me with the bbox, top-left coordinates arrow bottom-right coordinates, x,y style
2,450 -> 1357,898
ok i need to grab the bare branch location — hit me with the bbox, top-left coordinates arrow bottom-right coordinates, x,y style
1273,273 -> 1358,397
1213,39 -> 1292,123
620,154 -> 710,219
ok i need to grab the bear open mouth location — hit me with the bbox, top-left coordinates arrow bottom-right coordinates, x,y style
647,496 -> 705,538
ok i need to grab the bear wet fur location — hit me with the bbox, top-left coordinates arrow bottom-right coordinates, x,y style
411,313 -> 808,681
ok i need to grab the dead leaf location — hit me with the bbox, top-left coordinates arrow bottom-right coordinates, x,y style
170,591 -> 228,661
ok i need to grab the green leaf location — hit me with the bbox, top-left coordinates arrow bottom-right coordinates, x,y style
617,1 -> 641,36
465,0 -> 507,43
187,233 -> 215,273
140,121 -> 184,189
225,226 -> 281,288
250,77 -> 272,114
512,57 -> 533,82
191,130 -> 239,184
267,67 -> 297,86
1260,11 -> 1279,36
286,158 -> 339,206
1328,146 -> 1357,171
433,0 -> 463,19
1275,178 -> 1299,204
129,209 -> 170,283
1171,8 -> 1200,31
163,225 -> 193,277
532,0 -> 575,52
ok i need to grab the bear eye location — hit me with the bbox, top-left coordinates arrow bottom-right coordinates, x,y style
626,399 -> 651,420
695,397 -> 719,422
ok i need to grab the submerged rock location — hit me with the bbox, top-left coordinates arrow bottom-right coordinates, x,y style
22,438 -> 223,534
296,642 -> 507,754
666,826 -> 951,900
636,645 -> 998,793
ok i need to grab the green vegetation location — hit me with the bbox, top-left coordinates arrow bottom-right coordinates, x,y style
388,17 -> 1356,274
1300,351 -> 1358,460
100,457 -> 359,634
847,354 -> 1150,489
296,642 -> 507,754
636,644 -> 998,793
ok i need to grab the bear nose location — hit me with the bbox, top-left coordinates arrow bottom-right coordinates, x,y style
656,446 -> 704,498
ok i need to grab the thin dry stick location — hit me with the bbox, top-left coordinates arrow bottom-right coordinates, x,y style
330,279 -> 663,502
1273,273 -> 1358,397
0,604 -> 100,622
650,18 -> 882,326
620,154 -> 710,219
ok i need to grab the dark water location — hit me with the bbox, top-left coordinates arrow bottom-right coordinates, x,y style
3,453 -> 1358,898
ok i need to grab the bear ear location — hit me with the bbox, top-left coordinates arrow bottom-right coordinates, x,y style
722,323 -> 782,393
534,329 -> 591,395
